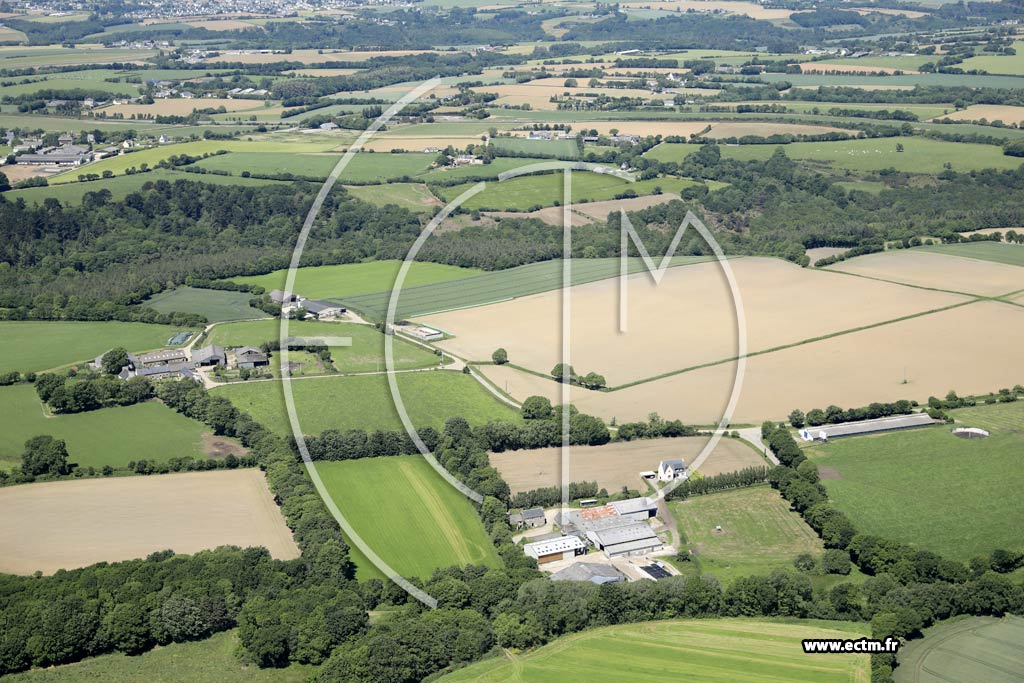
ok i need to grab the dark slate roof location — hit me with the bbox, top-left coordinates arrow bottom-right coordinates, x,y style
522,507 -> 546,520
303,299 -> 343,314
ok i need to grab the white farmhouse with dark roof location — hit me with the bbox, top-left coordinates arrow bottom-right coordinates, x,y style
658,459 -> 686,482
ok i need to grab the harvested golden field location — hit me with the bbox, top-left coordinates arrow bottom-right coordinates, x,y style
490,436 -> 765,494
0,469 -> 299,575
572,120 -> 713,137
360,136 -> 482,152
104,98 -> 271,116
851,6 -> 927,17
1,164 -> 55,183
931,104 -> 1024,125
419,257 -> 965,386
798,62 -> 917,75
959,227 -> 1021,240
208,49 -> 436,64
572,192 -> 683,219
484,83 -> 662,110
570,300 -> 1024,424
806,246 -> 848,263
704,121 -> 854,138
828,250 -> 1024,296
621,0 -> 793,20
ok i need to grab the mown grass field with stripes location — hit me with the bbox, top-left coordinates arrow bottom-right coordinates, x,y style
438,619 -> 870,683
316,455 -> 501,579
337,256 -> 717,320
894,616 -> 1024,683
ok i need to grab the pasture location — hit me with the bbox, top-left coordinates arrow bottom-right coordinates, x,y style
145,286 -> 270,322
7,169 -> 280,205
488,135 -> 580,158
0,384 -> 230,471
1,630 -> 315,683
342,256 -> 715,320
344,182 -> 440,211
647,137 -> 1023,173
0,320 -> 189,374
316,456 -> 501,579
489,436 -> 766,495
702,121 -> 855,139
227,260 -> 481,301
191,151 -> 435,182
431,172 -> 696,212
894,616 -> 1024,683
204,319 -> 441,373
828,249 -> 1024,296
917,241 -> 1024,268
420,257 -> 966,386
214,370 -> 521,434
0,469 -> 298,575
959,42 -> 1024,76
806,409 -> 1024,561
439,619 -> 870,683
670,486 -> 825,583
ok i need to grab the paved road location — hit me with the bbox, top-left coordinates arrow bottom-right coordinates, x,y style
736,427 -> 780,466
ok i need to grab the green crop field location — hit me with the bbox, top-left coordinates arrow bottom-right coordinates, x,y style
0,385 -> 218,471
204,319 -> 441,373
432,172 -> 697,211
7,170 -> 281,205
0,76 -> 140,97
758,71 -> 1024,89
488,136 -> 580,159
191,151 -> 435,182
214,370 -> 520,435
344,183 -> 438,211
419,156 -> 552,182
807,410 -> 1024,560
226,260 -> 482,301
949,400 -> 1024,432
339,256 -> 716,320
1,629 -> 315,683
918,241 -> 1024,268
316,455 -> 501,579
894,616 -> 1024,683
669,485 -> 826,583
960,42 -> 1024,76
0,320 -> 191,374
438,618 -> 870,683
145,287 -> 270,322
646,138 -> 1023,173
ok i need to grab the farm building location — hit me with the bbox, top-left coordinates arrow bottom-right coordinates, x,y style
17,144 -> 92,166
509,507 -> 546,530
302,299 -> 346,320
123,362 -> 200,382
658,459 -> 686,481
523,536 -> 585,564
136,349 -> 189,367
269,290 -> 301,304
588,522 -> 662,558
607,497 -> 658,520
550,562 -> 626,584
799,413 -> 938,442
404,326 -> 444,342
192,345 -> 226,367
235,346 -> 269,368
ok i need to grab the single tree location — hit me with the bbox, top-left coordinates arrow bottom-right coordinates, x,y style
551,363 -> 576,383
21,435 -> 71,476
788,409 -> 806,428
491,348 -> 508,365
521,395 -> 553,420
101,347 -> 129,375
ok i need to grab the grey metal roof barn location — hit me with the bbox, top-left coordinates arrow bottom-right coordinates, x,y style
550,562 -> 626,584
801,413 -> 938,441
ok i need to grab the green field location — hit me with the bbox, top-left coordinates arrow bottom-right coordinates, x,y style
488,136 -> 581,159
339,256 -> 716,320
226,260 -> 482,301
959,42 -> 1024,76
917,241 -> 1024,268
191,151 -> 435,182
145,287 -> 269,323
0,320 -> 190,374
214,370 -> 520,434
419,156 -> 552,182
758,71 -> 1024,90
204,319 -> 441,373
344,182 -> 438,211
432,172 -> 697,211
0,76 -> 140,98
670,485 -> 826,583
808,410 -> 1024,560
2,629 -> 315,683
894,616 -> 1024,683
7,170 -> 282,205
438,619 -> 870,683
646,138 -> 1023,173
0,384 -> 218,471
317,455 -> 501,579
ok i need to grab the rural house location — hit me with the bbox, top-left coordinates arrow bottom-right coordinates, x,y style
508,507 -> 546,530
658,459 -> 686,481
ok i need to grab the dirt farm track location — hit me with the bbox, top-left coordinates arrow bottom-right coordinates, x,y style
0,469 -> 299,575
